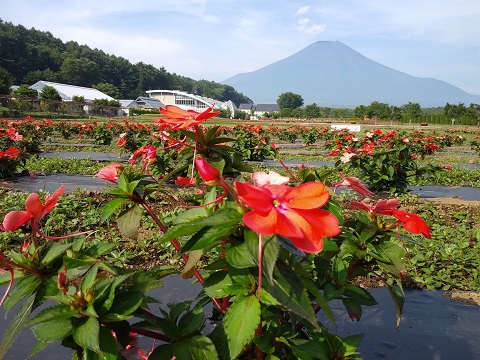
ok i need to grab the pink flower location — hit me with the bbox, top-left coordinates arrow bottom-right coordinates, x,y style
2,186 -> 65,231
95,163 -> 124,183
340,152 -> 356,163
333,174 -> 374,197
252,171 -> 289,186
194,157 -> 221,185
350,198 -> 400,214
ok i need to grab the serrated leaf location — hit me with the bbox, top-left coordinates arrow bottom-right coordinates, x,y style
108,290 -> 144,316
224,295 -> 261,360
101,198 -> 127,223
33,318 -> 73,342
0,294 -> 35,359
25,304 -> 79,328
263,267 -> 318,329
73,317 -> 100,352
189,335 -> 219,360
182,222 -> 238,253
40,242 -> 74,266
172,207 -> 208,225
116,204 -> 142,239
3,275 -> 41,315
344,284 -> 377,306
81,262 -> 99,294
225,243 -> 256,269
246,232 -> 279,285
98,325 -> 119,360
178,306 -> 205,337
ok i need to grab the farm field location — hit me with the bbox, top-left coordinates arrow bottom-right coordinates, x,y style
1,113 -> 480,359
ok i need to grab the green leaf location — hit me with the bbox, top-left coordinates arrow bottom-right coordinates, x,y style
116,204 -> 142,240
32,318 -> 73,342
3,275 -> 41,315
224,295 -> 261,360
25,304 -> 79,328
324,199 -> 344,225
203,272 -> 234,298
98,326 -> 119,360
225,243 -> 256,269
189,335 -> 219,360
108,290 -> 144,316
333,257 -> 348,285
73,317 -> 100,352
182,222 -> 238,253
40,241 -> 74,266
178,307 -> 205,337
101,198 -> 127,223
81,262 -> 100,294
245,231 -> 279,284
301,280 -> 336,329
263,267 -> 319,329
344,284 -> 377,306
0,294 -> 35,359
387,285 -> 405,330
172,207 -> 208,225
161,208 -> 241,244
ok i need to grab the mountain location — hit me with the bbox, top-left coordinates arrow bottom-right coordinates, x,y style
222,41 -> 480,108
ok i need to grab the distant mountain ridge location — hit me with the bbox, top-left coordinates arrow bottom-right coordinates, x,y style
222,41 -> 480,107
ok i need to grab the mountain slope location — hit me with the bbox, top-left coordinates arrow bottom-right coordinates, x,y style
222,41 -> 480,107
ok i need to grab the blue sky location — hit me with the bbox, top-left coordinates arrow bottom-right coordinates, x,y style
3,0 -> 480,95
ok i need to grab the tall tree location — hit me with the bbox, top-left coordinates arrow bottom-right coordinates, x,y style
277,92 -> 304,109
402,102 -> 421,121
39,85 -> 61,100
0,66 -> 12,94
60,57 -> 101,87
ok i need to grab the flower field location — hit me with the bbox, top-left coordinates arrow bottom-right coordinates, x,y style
1,112 -> 480,359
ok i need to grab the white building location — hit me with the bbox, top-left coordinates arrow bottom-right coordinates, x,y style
29,81 -> 114,103
146,89 -> 236,116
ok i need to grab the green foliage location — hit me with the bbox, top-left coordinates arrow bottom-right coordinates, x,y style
277,92 -> 304,109
39,85 -> 61,100
13,84 -> 38,98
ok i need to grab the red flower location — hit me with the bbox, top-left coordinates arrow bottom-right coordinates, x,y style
175,176 -> 195,185
2,186 -> 65,231
234,181 -> 340,253
333,174 -> 374,197
388,209 -> 432,239
155,105 -> 220,130
95,163 -> 124,183
195,157 -> 221,185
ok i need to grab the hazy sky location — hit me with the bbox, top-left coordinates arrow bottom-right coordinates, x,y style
3,0 -> 480,94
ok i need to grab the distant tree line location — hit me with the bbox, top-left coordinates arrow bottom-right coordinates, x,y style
272,92 -> 480,125
0,20 -> 252,105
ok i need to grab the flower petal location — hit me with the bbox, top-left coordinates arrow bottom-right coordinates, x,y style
43,186 -> 65,216
235,181 -> 273,214
2,211 -> 32,231
284,182 -> 330,209
24,193 -> 43,218
242,208 -> 278,235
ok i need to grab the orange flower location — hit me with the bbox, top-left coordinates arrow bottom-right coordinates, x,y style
2,186 -> 65,231
234,181 -> 340,253
155,105 -> 220,130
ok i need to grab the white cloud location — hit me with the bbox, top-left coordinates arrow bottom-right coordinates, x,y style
296,18 -> 326,36
296,5 -> 310,16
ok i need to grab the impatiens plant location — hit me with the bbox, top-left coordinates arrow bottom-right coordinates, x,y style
1,106 -> 434,360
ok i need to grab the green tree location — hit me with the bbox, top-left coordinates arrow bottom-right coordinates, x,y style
402,102 -> 421,121
304,103 -> 320,119
354,105 -> 368,119
13,84 -> 38,98
333,108 -> 348,119
277,92 -> 304,109
367,101 -> 391,120
60,56 -> 100,86
0,67 -> 13,94
40,85 -> 61,100
72,95 -> 85,103
93,82 -> 120,99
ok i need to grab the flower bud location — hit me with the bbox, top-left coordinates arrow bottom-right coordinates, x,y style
194,158 -> 221,185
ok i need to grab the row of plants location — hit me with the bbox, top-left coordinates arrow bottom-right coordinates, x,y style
1,105 -> 465,360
